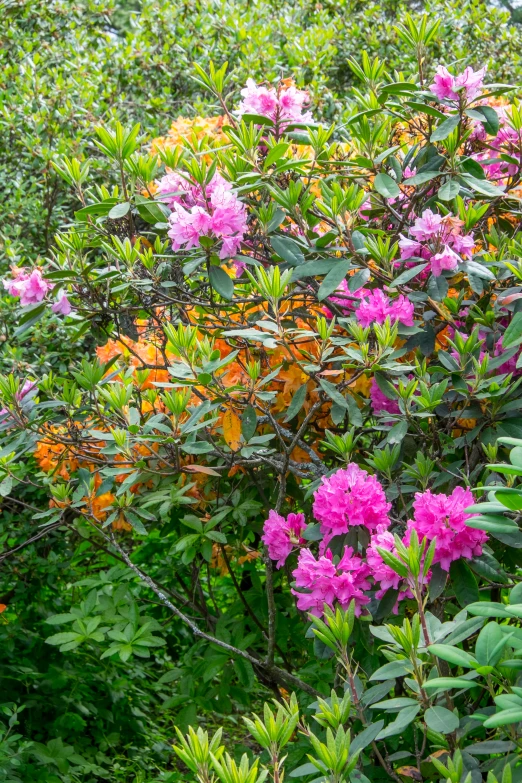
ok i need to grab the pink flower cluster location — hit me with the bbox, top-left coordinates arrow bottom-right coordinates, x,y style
237,78 -> 313,128
292,547 -> 371,616
3,267 -> 73,314
161,172 -> 247,259
405,486 -> 486,571
370,377 -> 400,416
430,65 -> 486,103
262,466 -> 487,618
399,209 -> 475,277
312,463 -> 391,539
261,510 -> 306,568
356,289 -> 414,328
472,105 -> 521,183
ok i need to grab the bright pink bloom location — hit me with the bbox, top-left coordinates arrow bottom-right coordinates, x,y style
356,289 -> 414,328
430,65 -> 460,101
262,510 -> 306,569
51,292 -> 73,315
167,173 -> 247,259
322,279 -> 369,318
3,268 -> 51,306
237,78 -> 313,127
410,209 -> 444,241
451,233 -> 475,258
430,65 -> 486,103
431,244 -> 461,277
313,463 -> 391,538
405,487 -> 487,572
370,378 -> 400,416
156,172 -> 192,209
367,524 -> 404,598
292,547 -> 371,616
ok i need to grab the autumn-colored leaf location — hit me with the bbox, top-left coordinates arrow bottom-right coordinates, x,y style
183,465 -> 221,476
223,408 -> 242,451
397,767 -> 422,781
0,604 -> 7,614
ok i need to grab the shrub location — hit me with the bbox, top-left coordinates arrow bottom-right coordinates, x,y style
2,8 -> 522,782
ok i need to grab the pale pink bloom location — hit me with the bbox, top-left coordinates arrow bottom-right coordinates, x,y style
399,235 -> 422,260
410,209 -> 444,241
261,510 -> 306,569
455,66 -> 487,102
405,487 -> 487,572
312,463 -> 391,538
237,78 -> 313,127
292,547 -> 371,616
168,204 -> 212,251
431,244 -> 461,277
356,289 -> 414,328
156,172 -> 192,209
51,292 -> 72,315
451,233 -> 475,258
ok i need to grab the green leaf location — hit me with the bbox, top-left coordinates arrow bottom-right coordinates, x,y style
423,677 -> 478,691
317,259 -> 351,301
209,266 -> 234,300
271,235 -> 305,266
428,644 -> 476,668
461,174 -> 505,198
370,660 -> 412,680
424,706 -> 459,734
46,632 -> 81,646
503,312 -> 522,349
483,709 -> 522,728
350,721 -> 385,754
389,263 -> 428,287
240,113 -> 275,127
430,113 -> 460,142
264,143 -> 290,168
450,559 -> 479,608
0,476 -> 13,497
405,170 -> 442,186
475,622 -> 505,666
374,172 -> 401,199
285,384 -> 307,422
241,405 -> 257,441
438,179 -> 460,201
376,705 -> 420,739
108,202 -> 130,219
318,379 -> 351,410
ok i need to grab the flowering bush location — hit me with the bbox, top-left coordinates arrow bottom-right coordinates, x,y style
3,17 -> 522,781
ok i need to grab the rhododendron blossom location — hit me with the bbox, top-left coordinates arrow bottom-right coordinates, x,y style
292,547 -> 371,616
51,292 -> 73,315
3,268 -> 52,306
261,510 -> 306,568
166,172 -> 247,259
400,210 -> 475,277
312,463 -> 391,538
356,289 -> 414,328
405,486 -> 487,571
430,65 -> 486,103
237,78 -> 313,127
370,378 -> 400,416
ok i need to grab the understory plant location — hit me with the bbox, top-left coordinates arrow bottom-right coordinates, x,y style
2,15 -> 522,781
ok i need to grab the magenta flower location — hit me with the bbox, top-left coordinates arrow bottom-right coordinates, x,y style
237,78 -> 313,127
261,510 -> 306,569
370,378 -> 400,416
292,547 -> 371,616
167,173 -> 247,259
51,292 -> 73,315
399,235 -> 422,260
429,64 -> 486,103
3,268 -> 51,306
322,279 -> 369,318
356,289 -> 414,328
405,487 -> 487,572
312,463 -> 391,539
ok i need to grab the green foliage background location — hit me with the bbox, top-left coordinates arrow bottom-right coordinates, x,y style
1,0 -> 522,780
